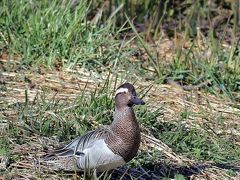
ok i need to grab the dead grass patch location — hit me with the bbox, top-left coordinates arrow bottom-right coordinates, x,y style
1,58 -> 240,179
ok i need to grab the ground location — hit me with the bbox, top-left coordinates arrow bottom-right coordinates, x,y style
0,1 -> 240,179
1,58 -> 239,179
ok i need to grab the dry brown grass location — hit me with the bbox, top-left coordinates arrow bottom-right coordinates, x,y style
1,58 -> 240,179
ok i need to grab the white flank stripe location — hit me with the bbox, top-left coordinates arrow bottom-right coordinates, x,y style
115,88 -> 128,96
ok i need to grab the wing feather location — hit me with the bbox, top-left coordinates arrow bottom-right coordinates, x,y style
41,125 -> 112,161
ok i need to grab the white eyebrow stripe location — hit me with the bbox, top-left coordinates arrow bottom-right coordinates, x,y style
115,88 -> 128,96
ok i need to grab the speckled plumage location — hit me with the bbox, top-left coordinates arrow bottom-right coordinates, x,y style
39,83 -> 144,172
111,106 -> 141,162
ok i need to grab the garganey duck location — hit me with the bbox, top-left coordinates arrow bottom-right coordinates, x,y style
39,83 -> 145,172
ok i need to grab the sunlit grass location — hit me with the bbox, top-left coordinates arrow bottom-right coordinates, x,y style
0,0 -> 132,70
2,79 -> 239,178
1,0 -> 239,179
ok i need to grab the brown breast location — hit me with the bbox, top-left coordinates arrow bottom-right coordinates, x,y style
107,107 -> 141,162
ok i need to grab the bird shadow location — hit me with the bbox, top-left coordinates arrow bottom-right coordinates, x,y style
102,162 -> 240,180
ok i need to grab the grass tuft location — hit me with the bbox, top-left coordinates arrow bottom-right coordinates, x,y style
0,0 -> 132,70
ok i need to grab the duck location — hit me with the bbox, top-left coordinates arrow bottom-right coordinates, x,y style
39,83 -> 145,172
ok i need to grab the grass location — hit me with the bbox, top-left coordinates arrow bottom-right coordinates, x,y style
139,106 -> 240,164
1,1 -> 239,95
1,0 -> 240,179
0,0 -> 133,70
131,30 -> 240,97
1,75 -> 239,178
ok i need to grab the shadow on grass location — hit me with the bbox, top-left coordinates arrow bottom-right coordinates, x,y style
107,162 -> 240,180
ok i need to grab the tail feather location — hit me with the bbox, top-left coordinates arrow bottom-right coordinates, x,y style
42,149 -> 74,160
37,147 -> 84,171
37,156 -> 80,171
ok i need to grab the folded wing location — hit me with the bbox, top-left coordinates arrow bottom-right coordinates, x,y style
39,126 -> 125,171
